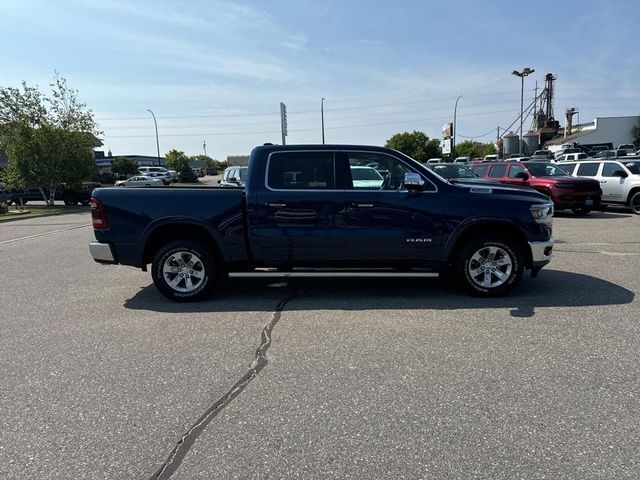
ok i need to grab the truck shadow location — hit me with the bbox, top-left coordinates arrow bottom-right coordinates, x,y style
123,269 -> 634,319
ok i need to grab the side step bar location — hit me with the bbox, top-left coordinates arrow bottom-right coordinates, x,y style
229,270 -> 440,278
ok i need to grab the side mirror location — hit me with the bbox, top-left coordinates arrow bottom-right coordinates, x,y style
404,172 -> 425,191
514,172 -> 529,180
229,177 -> 239,184
217,179 -> 222,184
613,170 -> 628,178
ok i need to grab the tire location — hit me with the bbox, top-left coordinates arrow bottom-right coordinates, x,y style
63,194 -> 78,206
629,191 -> 640,215
572,207 -> 591,216
151,241 -> 216,302
454,235 -> 524,297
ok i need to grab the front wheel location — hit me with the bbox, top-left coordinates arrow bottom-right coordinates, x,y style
630,192 -> 640,215
454,235 -> 524,297
572,207 -> 591,216
151,241 -> 217,302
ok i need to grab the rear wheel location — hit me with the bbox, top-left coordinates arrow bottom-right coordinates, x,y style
454,235 -> 524,297
630,191 -> 640,215
151,240 -> 216,301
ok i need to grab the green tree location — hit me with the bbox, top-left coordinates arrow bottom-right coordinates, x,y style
632,118 -> 640,147
165,149 -> 190,171
483,143 -> 497,156
111,156 -> 139,177
0,74 -> 100,205
454,140 -> 481,158
385,131 -> 442,163
178,164 -> 198,183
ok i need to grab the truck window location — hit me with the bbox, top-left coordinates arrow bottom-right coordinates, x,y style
508,164 -> 526,178
471,165 -> 489,177
577,163 -> 599,177
601,163 -> 622,177
346,152 -> 419,191
267,152 -> 335,190
488,165 -> 507,178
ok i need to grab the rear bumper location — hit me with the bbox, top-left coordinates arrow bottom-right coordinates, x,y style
89,241 -> 116,264
529,238 -> 554,267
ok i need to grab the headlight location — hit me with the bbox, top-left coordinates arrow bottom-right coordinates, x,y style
530,203 -> 554,221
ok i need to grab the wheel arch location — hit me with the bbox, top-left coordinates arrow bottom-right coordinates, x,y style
627,187 -> 640,205
444,220 -> 532,268
141,220 -> 228,268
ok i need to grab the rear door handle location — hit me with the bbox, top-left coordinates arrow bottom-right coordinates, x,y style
352,203 -> 374,208
265,202 -> 287,207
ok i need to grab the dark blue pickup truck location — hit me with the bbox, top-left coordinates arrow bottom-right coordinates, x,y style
89,144 -> 554,300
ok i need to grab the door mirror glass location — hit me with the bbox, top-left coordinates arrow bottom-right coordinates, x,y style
613,170 -> 628,178
514,171 -> 529,180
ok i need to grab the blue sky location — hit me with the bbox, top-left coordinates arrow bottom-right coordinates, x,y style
1,0 -> 638,159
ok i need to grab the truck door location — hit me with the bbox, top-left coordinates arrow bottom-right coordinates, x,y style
253,150 -> 347,263
599,162 -> 627,202
340,151 -> 443,263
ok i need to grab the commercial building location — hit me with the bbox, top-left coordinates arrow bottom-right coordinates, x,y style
545,115 -> 639,151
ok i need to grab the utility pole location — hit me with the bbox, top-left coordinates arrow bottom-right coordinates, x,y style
321,97 -> 325,144
203,140 -> 207,157
280,102 -> 287,145
533,81 -> 539,130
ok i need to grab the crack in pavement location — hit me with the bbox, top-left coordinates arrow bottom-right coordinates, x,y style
149,285 -> 311,480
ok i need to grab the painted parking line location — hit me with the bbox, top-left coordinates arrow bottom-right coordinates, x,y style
0,224 -> 92,245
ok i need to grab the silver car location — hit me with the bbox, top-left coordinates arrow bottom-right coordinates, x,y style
115,175 -> 164,187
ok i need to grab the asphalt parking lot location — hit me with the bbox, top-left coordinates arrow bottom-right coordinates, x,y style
1,209 -> 639,479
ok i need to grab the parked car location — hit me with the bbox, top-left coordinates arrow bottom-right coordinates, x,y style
89,144 -> 555,300
219,166 -> 248,187
594,150 -> 618,159
425,163 -> 495,185
556,152 -> 588,162
531,150 -> 554,161
554,147 -> 581,159
506,157 -> 531,162
349,166 -> 384,188
426,158 -> 444,164
588,145 -> 609,157
618,144 -> 636,152
453,156 -> 471,163
114,175 -> 164,187
2,182 -> 100,205
483,154 -> 499,162
138,166 -> 172,185
470,161 -> 601,215
558,159 -> 640,214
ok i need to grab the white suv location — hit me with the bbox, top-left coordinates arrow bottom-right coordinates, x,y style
559,159 -> 640,214
138,166 -> 172,185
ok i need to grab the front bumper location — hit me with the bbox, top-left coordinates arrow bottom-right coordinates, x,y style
529,238 -> 554,267
89,241 -> 116,263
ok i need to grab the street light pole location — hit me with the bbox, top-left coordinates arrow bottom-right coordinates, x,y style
321,97 -> 325,144
511,67 -> 534,157
147,109 -> 161,166
453,95 -> 462,158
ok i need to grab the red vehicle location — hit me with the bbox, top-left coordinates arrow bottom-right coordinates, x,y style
469,162 -> 602,215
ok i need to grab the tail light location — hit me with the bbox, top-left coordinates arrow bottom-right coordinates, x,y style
90,197 -> 109,229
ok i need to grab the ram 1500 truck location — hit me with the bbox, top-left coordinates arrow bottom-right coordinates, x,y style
89,144 -> 554,300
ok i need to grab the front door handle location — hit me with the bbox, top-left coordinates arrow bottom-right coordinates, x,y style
352,203 -> 374,208
599,180 -> 607,184
265,202 -> 287,207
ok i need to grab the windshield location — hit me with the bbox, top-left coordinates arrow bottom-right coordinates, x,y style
526,163 -> 570,177
624,161 -> 640,175
430,164 -> 478,179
